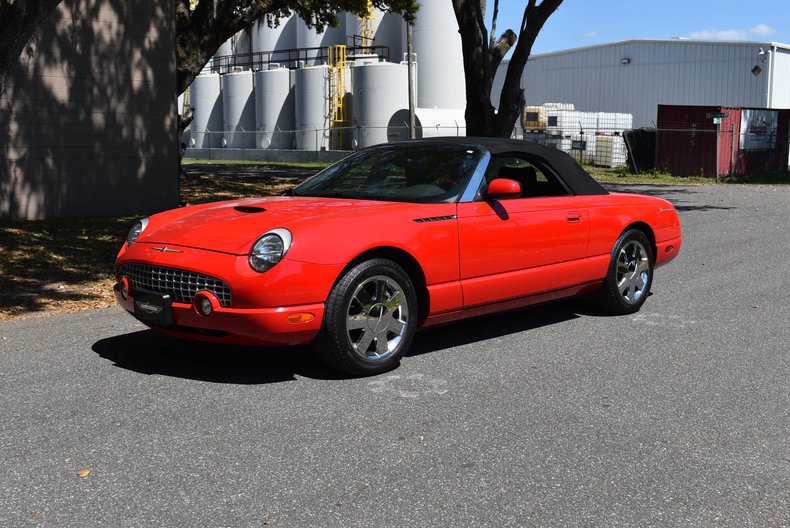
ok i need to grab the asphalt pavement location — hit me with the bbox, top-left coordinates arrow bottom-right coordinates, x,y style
2,183 -> 789,527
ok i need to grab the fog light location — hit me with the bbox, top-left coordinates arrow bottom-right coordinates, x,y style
193,291 -> 219,317
287,312 -> 315,324
120,277 -> 130,300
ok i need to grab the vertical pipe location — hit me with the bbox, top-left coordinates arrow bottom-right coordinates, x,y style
730,123 -> 735,177
715,121 -> 720,183
407,23 -> 416,139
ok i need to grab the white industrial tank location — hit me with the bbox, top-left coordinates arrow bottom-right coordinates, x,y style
386,107 -> 467,141
252,14 -> 296,54
414,108 -> 466,138
221,70 -> 256,149
295,65 -> 329,151
296,17 -> 346,66
254,67 -> 295,149
412,1 -> 465,109
352,61 -> 409,148
189,73 -> 223,149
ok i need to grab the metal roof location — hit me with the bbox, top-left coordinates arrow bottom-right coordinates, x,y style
524,38 -> 790,61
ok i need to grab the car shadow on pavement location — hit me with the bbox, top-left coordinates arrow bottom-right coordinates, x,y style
92,298 -> 599,384
407,298 -> 588,358
92,331 -> 347,384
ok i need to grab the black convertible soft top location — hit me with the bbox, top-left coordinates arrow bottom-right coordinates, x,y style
414,136 -> 609,196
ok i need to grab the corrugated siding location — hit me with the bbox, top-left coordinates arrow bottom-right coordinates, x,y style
0,0 -> 178,219
505,40 -> 779,128
770,47 -> 790,108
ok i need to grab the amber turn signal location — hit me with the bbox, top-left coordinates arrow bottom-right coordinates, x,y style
287,312 -> 315,324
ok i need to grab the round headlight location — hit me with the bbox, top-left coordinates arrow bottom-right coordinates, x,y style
249,228 -> 292,273
126,217 -> 149,246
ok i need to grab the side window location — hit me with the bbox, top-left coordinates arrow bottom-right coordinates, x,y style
485,156 -> 570,198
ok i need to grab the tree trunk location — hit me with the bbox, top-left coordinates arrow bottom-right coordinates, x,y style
453,0 -> 562,138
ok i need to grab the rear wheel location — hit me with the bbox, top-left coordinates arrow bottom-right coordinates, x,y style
315,259 -> 417,376
597,229 -> 654,315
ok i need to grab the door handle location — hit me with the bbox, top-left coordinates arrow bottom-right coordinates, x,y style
567,212 -> 582,223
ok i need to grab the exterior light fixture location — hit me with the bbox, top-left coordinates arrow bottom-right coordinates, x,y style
620,57 -> 631,65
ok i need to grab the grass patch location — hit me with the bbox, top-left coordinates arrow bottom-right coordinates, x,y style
719,172 -> 790,186
585,165 -> 790,186
182,158 -> 331,171
584,166 -> 712,185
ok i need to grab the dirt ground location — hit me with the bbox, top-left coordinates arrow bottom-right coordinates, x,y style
0,164 -> 316,322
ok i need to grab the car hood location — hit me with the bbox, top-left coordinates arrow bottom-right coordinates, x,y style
139,197 -> 387,254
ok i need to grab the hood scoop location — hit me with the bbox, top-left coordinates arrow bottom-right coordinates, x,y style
233,205 -> 267,214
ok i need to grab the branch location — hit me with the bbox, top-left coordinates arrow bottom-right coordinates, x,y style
489,0 -> 499,49
0,0 -> 65,96
489,29 -> 516,67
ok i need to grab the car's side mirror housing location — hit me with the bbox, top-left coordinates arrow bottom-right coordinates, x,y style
484,178 -> 521,200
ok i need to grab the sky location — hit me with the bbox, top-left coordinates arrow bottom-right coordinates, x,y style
491,0 -> 790,55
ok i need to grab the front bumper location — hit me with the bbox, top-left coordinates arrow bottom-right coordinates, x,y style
114,242 -> 342,346
114,284 -> 324,346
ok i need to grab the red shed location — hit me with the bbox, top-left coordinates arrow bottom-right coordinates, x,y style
656,105 -> 790,178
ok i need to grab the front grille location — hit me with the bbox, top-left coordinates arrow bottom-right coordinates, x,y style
119,263 -> 232,307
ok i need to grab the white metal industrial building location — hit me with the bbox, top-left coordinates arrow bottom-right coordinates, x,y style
494,39 -> 790,129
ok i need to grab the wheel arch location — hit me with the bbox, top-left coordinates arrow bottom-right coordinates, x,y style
622,221 -> 657,262
336,246 -> 430,326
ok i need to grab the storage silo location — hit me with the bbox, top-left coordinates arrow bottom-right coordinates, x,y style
375,11 -> 406,62
252,14 -> 296,55
353,61 -> 409,148
254,67 -> 295,149
296,17 -> 346,66
221,70 -> 256,149
295,65 -> 329,151
386,108 -> 466,141
189,73 -> 223,149
412,1 -> 465,109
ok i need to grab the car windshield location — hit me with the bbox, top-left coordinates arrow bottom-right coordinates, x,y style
291,144 -> 483,203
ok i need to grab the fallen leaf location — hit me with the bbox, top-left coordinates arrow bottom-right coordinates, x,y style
77,469 -> 90,478
31,512 -> 41,521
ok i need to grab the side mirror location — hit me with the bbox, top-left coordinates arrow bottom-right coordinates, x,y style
484,178 -> 521,200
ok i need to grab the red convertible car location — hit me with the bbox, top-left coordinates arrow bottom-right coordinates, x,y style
115,138 -> 682,375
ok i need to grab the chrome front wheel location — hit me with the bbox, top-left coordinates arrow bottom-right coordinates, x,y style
315,259 -> 418,376
346,275 -> 409,361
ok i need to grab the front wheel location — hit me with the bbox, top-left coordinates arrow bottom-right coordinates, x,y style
314,259 -> 417,376
597,229 -> 654,315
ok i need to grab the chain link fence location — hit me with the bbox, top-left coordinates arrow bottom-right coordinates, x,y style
184,123 -> 467,154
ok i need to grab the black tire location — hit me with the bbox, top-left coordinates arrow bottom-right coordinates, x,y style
314,259 -> 418,376
597,229 -> 654,315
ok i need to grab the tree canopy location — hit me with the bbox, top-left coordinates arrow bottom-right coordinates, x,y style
452,0 -> 564,137
0,0 -> 65,96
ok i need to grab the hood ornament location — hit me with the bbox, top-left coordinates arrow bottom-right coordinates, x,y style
151,246 -> 183,253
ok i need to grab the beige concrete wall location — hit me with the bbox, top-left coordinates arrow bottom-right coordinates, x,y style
0,0 -> 178,219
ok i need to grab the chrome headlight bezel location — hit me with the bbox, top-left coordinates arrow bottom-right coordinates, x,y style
249,228 -> 292,273
126,217 -> 149,247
